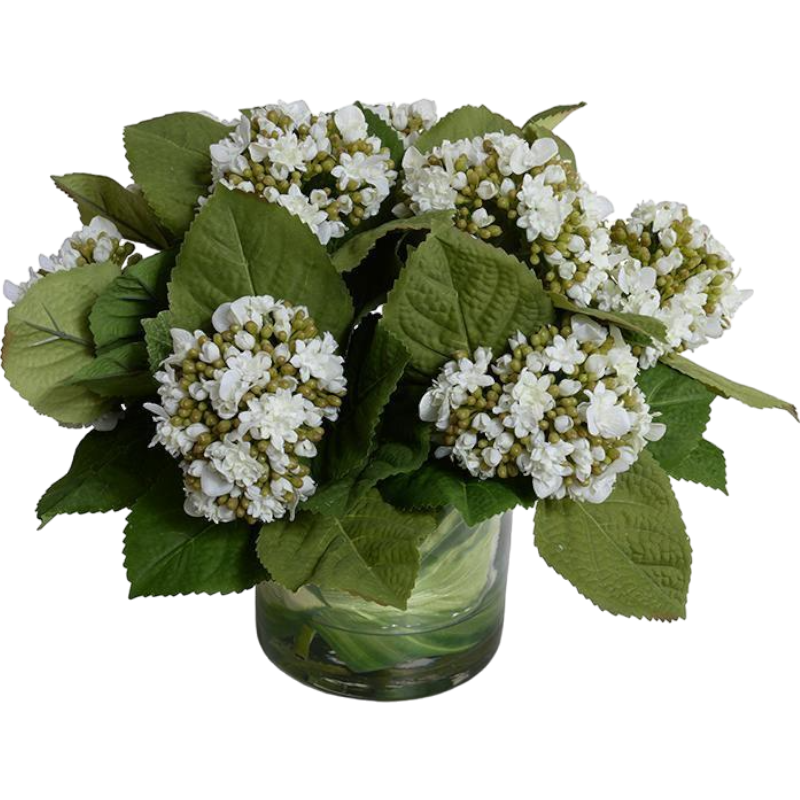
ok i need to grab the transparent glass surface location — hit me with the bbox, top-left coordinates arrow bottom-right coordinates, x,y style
255,508 -> 512,701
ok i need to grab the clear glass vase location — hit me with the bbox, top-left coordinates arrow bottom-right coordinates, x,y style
255,508 -> 512,701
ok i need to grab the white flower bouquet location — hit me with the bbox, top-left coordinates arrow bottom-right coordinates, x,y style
2,99 -> 796,696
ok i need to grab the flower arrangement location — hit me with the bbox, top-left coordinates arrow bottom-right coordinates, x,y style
3,99 -> 796,685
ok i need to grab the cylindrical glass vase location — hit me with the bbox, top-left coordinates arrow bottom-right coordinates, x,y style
255,508 -> 512,701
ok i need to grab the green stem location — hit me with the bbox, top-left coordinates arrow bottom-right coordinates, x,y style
293,624 -> 317,660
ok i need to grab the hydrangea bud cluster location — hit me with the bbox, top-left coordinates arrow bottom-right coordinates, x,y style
592,201 -> 752,366
419,315 -> 664,503
144,295 -> 347,525
209,100 -> 398,245
3,217 -> 136,305
397,132 -> 614,305
364,100 -> 437,147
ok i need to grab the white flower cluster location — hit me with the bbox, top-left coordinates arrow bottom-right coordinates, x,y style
397,132 -> 614,306
3,217 -> 135,305
209,101 -> 398,245
364,100 -> 437,147
420,316 -> 664,503
144,296 -> 347,525
593,201 -> 752,366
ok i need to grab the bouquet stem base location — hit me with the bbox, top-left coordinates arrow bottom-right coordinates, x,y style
256,612 -> 504,701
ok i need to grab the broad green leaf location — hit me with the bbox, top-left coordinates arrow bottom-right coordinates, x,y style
65,341 -> 155,398
318,317 -> 409,481
301,480 -> 359,518
52,173 -> 172,250
37,411 -> 171,526
669,438 -> 727,494
413,105 -> 523,153
2,263 -> 120,425
89,249 -> 175,353
169,188 -> 353,341
124,470 -> 266,597
124,112 -> 231,237
638,363 -> 714,471
379,459 -> 535,527
331,210 -> 453,273
257,489 -> 435,609
535,451 -> 691,620
662,353 -> 797,421
550,293 -> 668,343
142,310 -> 173,372
523,102 -> 586,131
383,226 -> 554,376
524,123 -> 577,166
358,103 -> 404,172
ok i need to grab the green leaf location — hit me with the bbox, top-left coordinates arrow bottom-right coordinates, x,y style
65,341 -> 155,398
380,459 -> 535,527
669,438 -> 728,494
358,103 -> 404,172
124,112 -> 231,237
638,363 -> 714,471
307,388 -> 431,517
142,310 -> 173,372
550,293 -> 668,343
124,470 -> 266,598
37,411 -> 171,526
169,188 -> 353,342
331,210 -> 453,274
524,123 -> 577,166
382,226 -> 554,375
534,451 -> 691,620
257,489 -> 435,609
318,317 -> 409,481
89,249 -> 175,353
344,231 -> 408,326
52,173 -> 172,250
2,263 -> 120,425
360,387 -> 432,485
413,105 -> 523,153
662,353 -> 797,420
523,102 -> 586,131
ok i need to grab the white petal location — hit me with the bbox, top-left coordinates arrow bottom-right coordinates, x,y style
646,422 -> 667,442
212,302 -> 233,332
200,464 -> 234,498
170,328 -> 197,358
529,137 -> 559,166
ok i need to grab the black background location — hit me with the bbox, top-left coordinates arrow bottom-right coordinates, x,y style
0,98 -> 800,704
